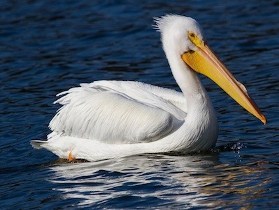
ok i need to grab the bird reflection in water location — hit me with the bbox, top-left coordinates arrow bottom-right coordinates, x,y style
48,154 -> 270,208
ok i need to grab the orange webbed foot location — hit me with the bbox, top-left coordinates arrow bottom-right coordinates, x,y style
68,151 -> 75,162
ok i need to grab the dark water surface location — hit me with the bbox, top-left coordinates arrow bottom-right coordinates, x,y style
1,0 -> 278,209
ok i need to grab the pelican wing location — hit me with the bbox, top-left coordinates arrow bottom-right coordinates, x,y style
49,81 -> 187,144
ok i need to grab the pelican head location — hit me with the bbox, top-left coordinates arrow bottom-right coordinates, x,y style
155,15 -> 266,124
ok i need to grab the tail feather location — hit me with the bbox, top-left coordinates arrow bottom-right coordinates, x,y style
31,140 -> 48,149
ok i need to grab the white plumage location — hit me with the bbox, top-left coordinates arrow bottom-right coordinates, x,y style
51,81 -> 187,144
31,14 -> 265,161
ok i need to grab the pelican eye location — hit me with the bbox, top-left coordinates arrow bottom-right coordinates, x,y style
188,32 -> 196,38
188,32 -> 204,47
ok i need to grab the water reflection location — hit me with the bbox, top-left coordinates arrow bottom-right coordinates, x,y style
49,154 -> 270,208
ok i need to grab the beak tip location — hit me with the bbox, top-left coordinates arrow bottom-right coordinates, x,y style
260,115 -> 267,125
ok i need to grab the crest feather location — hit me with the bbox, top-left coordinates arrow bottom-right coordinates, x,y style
153,14 -> 185,32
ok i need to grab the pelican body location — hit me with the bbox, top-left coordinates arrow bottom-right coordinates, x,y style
31,15 -> 266,161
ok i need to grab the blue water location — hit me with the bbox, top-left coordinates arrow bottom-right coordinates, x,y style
1,0 -> 278,209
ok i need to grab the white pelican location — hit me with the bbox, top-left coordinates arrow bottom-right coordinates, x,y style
31,15 -> 266,161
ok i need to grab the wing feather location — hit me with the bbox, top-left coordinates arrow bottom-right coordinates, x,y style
49,81 -> 187,144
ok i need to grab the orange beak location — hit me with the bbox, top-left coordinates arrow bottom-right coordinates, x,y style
182,32 -> 266,124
